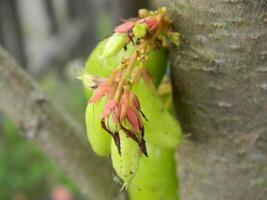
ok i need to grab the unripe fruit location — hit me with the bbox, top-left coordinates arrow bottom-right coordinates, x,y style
129,143 -> 178,200
102,33 -> 129,59
83,40 -> 167,87
83,46 -> 179,149
111,131 -> 141,188
132,79 -> 182,149
143,48 -> 167,86
82,8 -> 182,200
85,97 -> 111,156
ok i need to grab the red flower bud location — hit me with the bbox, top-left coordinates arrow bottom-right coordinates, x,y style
143,18 -> 160,32
114,21 -> 135,33
89,81 -> 109,103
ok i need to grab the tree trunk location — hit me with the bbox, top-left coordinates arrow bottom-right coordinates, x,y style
170,0 -> 267,199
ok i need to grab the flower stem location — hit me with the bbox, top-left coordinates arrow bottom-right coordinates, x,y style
114,41 -> 149,101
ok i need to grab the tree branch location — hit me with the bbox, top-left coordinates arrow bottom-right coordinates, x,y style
0,46 -> 126,200
31,19 -> 86,78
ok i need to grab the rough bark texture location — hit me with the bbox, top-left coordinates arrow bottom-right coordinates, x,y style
0,46 -> 126,200
170,0 -> 267,200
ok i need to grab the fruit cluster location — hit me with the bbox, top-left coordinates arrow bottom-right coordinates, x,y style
81,7 -> 182,198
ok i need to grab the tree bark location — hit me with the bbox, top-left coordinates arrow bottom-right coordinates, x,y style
0,46 -> 126,200
170,0 -> 267,199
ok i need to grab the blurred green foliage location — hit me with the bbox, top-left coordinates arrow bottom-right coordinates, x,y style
0,118 -> 78,200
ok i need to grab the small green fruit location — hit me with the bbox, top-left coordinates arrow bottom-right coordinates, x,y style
132,79 -> 182,149
84,40 -> 167,87
143,47 -> 167,86
111,131 -> 141,188
85,97 -> 111,156
102,33 -> 129,59
129,143 -> 178,200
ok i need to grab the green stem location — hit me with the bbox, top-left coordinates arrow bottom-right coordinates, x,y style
114,41 -> 149,101
114,52 -> 137,101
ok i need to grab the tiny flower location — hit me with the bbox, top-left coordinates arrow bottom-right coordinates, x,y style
166,32 -> 180,46
118,90 -> 148,156
142,18 -> 160,32
89,80 -> 109,103
102,99 -> 121,124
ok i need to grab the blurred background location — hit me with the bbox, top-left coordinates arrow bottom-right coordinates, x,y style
0,0 -> 167,199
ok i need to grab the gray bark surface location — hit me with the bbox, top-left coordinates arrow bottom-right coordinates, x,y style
0,46 -> 126,200
170,0 -> 267,199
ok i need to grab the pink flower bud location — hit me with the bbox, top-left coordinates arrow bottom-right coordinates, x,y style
114,21 -> 135,33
